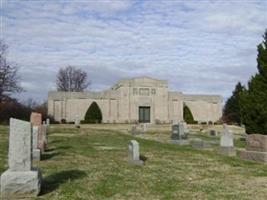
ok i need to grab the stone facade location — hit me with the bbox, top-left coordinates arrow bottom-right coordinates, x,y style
48,77 -> 223,124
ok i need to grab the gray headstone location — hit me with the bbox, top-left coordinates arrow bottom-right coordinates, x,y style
8,118 -> 32,171
32,126 -> 39,150
42,124 -> 48,150
171,123 -> 186,140
128,140 -> 143,165
32,126 -> 41,161
210,130 -> 218,136
131,125 -> 137,135
0,118 -> 42,199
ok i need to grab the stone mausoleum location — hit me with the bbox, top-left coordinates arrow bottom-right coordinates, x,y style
48,77 -> 223,124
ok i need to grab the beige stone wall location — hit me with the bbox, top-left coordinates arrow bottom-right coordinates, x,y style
183,95 -> 223,122
48,77 -> 223,123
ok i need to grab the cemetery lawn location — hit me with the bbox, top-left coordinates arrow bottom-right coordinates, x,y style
0,125 -> 267,200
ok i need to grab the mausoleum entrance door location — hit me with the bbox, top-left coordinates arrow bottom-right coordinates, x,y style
139,106 -> 150,123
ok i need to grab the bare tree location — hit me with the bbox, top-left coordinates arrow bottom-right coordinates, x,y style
56,66 -> 90,92
0,40 -> 22,102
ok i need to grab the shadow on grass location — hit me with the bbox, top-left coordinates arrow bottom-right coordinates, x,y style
41,152 -> 61,160
45,148 -> 56,152
56,145 -> 72,150
49,140 -> 61,144
41,170 -> 87,195
140,154 -> 148,162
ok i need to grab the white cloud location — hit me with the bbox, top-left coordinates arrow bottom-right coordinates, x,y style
2,0 -> 267,102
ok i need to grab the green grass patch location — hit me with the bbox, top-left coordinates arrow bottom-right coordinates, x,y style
0,125 -> 266,199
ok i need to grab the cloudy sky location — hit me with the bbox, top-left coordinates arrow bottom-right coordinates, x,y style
1,0 -> 267,102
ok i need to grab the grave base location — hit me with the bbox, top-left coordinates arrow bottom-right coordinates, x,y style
192,141 -> 212,150
239,149 -> 267,163
129,160 -> 144,166
219,146 -> 236,156
32,149 -> 41,161
170,140 -> 189,145
0,169 -> 42,199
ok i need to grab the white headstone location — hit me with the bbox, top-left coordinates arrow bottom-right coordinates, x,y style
129,140 -> 139,161
128,140 -> 144,165
179,122 -> 185,138
218,124 -> 236,156
142,123 -> 147,132
75,115 -> 80,127
182,121 -> 189,133
46,118 -> 50,126
220,124 -> 234,147
9,118 -> 32,171
0,118 -> 42,199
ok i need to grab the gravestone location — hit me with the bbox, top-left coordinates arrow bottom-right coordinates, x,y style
210,130 -> 218,136
30,112 -> 46,153
30,112 -> 42,126
42,124 -> 48,150
32,126 -> 41,161
182,121 -> 189,134
131,125 -> 144,135
131,125 -> 137,135
75,115 -> 80,128
170,122 -> 189,145
239,134 -> 267,163
0,118 -> 42,199
172,120 -> 178,125
46,118 -> 50,126
128,140 -> 144,166
141,123 -> 147,132
219,124 -> 236,156
37,125 -> 47,153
